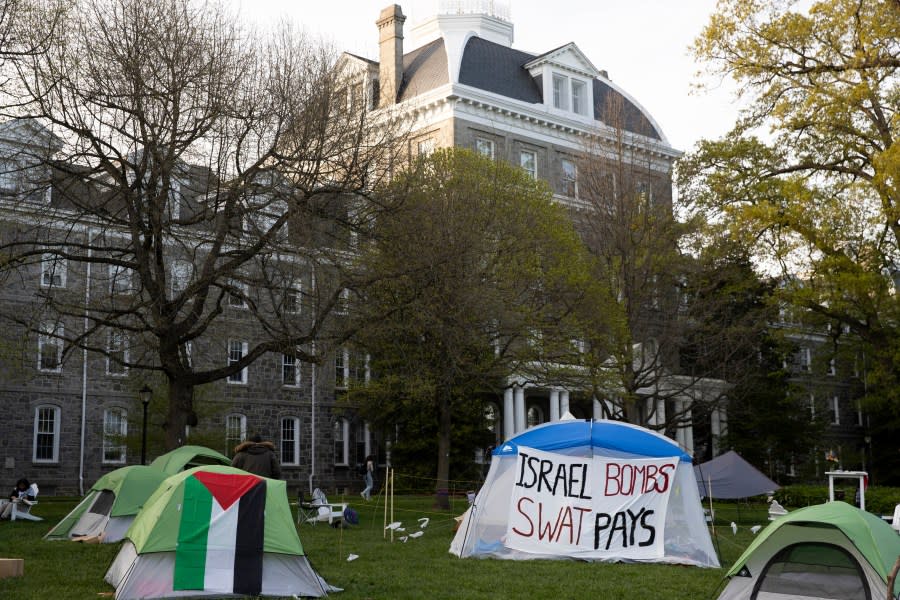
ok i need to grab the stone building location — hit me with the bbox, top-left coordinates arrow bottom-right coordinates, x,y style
338,2 -> 729,455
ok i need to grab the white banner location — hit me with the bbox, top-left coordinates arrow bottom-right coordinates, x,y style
506,446 -> 679,559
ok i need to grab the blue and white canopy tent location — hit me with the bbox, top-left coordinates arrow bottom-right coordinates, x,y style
450,419 -> 719,567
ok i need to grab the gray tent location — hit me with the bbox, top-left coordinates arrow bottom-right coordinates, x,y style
694,451 -> 779,499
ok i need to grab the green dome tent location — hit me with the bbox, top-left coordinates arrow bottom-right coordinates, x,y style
148,445 -> 231,475
105,466 -> 334,599
44,465 -> 167,543
717,501 -> 900,600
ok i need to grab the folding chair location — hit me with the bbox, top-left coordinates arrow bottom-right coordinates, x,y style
298,488 -> 346,526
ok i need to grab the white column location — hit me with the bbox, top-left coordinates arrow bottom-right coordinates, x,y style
604,399 -> 616,420
549,389 -> 560,422
656,399 -> 666,428
710,407 -> 721,456
684,404 -> 694,455
560,390 -> 570,416
592,397 -> 602,420
514,386 -> 526,433
503,388 -> 514,441
674,400 -> 686,447
718,405 -> 728,438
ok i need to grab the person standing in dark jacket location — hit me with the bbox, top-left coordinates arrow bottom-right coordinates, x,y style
232,434 -> 282,479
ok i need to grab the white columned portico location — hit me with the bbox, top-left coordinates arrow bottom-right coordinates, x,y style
514,386 -> 526,433
592,397 -> 602,420
503,387 -> 514,440
549,389 -> 560,422
560,390 -> 570,416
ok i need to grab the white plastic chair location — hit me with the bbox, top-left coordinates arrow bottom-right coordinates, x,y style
299,488 -> 346,526
890,504 -> 900,533
11,483 -> 42,522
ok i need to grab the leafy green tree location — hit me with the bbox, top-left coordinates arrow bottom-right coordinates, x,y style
348,148 -> 619,507
684,240 -> 822,475
679,0 -> 899,478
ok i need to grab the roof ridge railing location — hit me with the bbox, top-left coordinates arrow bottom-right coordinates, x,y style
438,0 -> 511,22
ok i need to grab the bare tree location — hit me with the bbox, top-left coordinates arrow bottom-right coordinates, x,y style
0,0 -> 402,448
576,93 -> 732,436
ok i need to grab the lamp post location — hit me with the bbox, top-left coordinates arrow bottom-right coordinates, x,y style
140,385 -> 152,465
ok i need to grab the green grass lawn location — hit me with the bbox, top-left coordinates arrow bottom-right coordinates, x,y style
0,495 -> 769,599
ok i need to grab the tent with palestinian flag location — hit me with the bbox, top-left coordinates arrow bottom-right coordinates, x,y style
105,466 -> 334,599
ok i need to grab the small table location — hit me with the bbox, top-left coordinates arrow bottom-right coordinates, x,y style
825,470 -> 867,511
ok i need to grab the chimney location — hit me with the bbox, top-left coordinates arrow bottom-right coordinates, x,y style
376,4 -> 405,108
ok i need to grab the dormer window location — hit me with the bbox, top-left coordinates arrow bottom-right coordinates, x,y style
552,74 -> 568,110
572,80 -> 587,115
551,72 -> 588,116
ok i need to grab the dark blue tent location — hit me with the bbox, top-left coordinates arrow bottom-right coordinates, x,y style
694,450 -> 779,499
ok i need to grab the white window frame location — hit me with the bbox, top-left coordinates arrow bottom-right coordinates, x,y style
475,137 -> 495,159
0,158 -> 20,192
38,321 -> 63,372
335,288 -> 350,316
283,281 -> 301,315
227,340 -> 248,384
571,79 -> 587,115
561,158 -> 578,198
355,421 -> 371,464
170,259 -> 192,297
831,396 -> 840,425
225,413 -> 247,453
41,253 -> 66,288
527,405 -> 544,429
33,404 -> 60,463
106,329 -> 128,376
552,73 -> 568,110
227,277 -> 248,309
799,347 -> 811,372
335,347 -> 348,389
520,150 -> 537,179
282,351 -> 300,387
417,138 -> 435,157
103,407 -> 128,464
281,416 -> 300,466
168,179 -> 182,221
109,263 -> 134,295
334,417 -> 349,466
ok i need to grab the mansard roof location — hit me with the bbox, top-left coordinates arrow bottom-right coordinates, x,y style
396,35 -> 662,140
398,38 -> 449,101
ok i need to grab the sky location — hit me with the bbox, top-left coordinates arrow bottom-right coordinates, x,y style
228,0 -> 742,154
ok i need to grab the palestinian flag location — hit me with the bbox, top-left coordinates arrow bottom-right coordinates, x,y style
173,471 -> 266,595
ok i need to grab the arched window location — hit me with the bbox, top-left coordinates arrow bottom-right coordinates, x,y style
33,404 -> 61,462
484,402 -> 501,442
281,416 -> 300,466
527,405 -> 544,429
103,407 -> 128,464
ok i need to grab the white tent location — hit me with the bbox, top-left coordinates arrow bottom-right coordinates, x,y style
450,419 -> 718,567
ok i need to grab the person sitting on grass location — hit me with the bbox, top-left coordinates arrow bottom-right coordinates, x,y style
1,478 -> 36,519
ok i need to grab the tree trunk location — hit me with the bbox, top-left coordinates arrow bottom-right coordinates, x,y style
165,377 -> 195,450
434,385 -> 452,509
